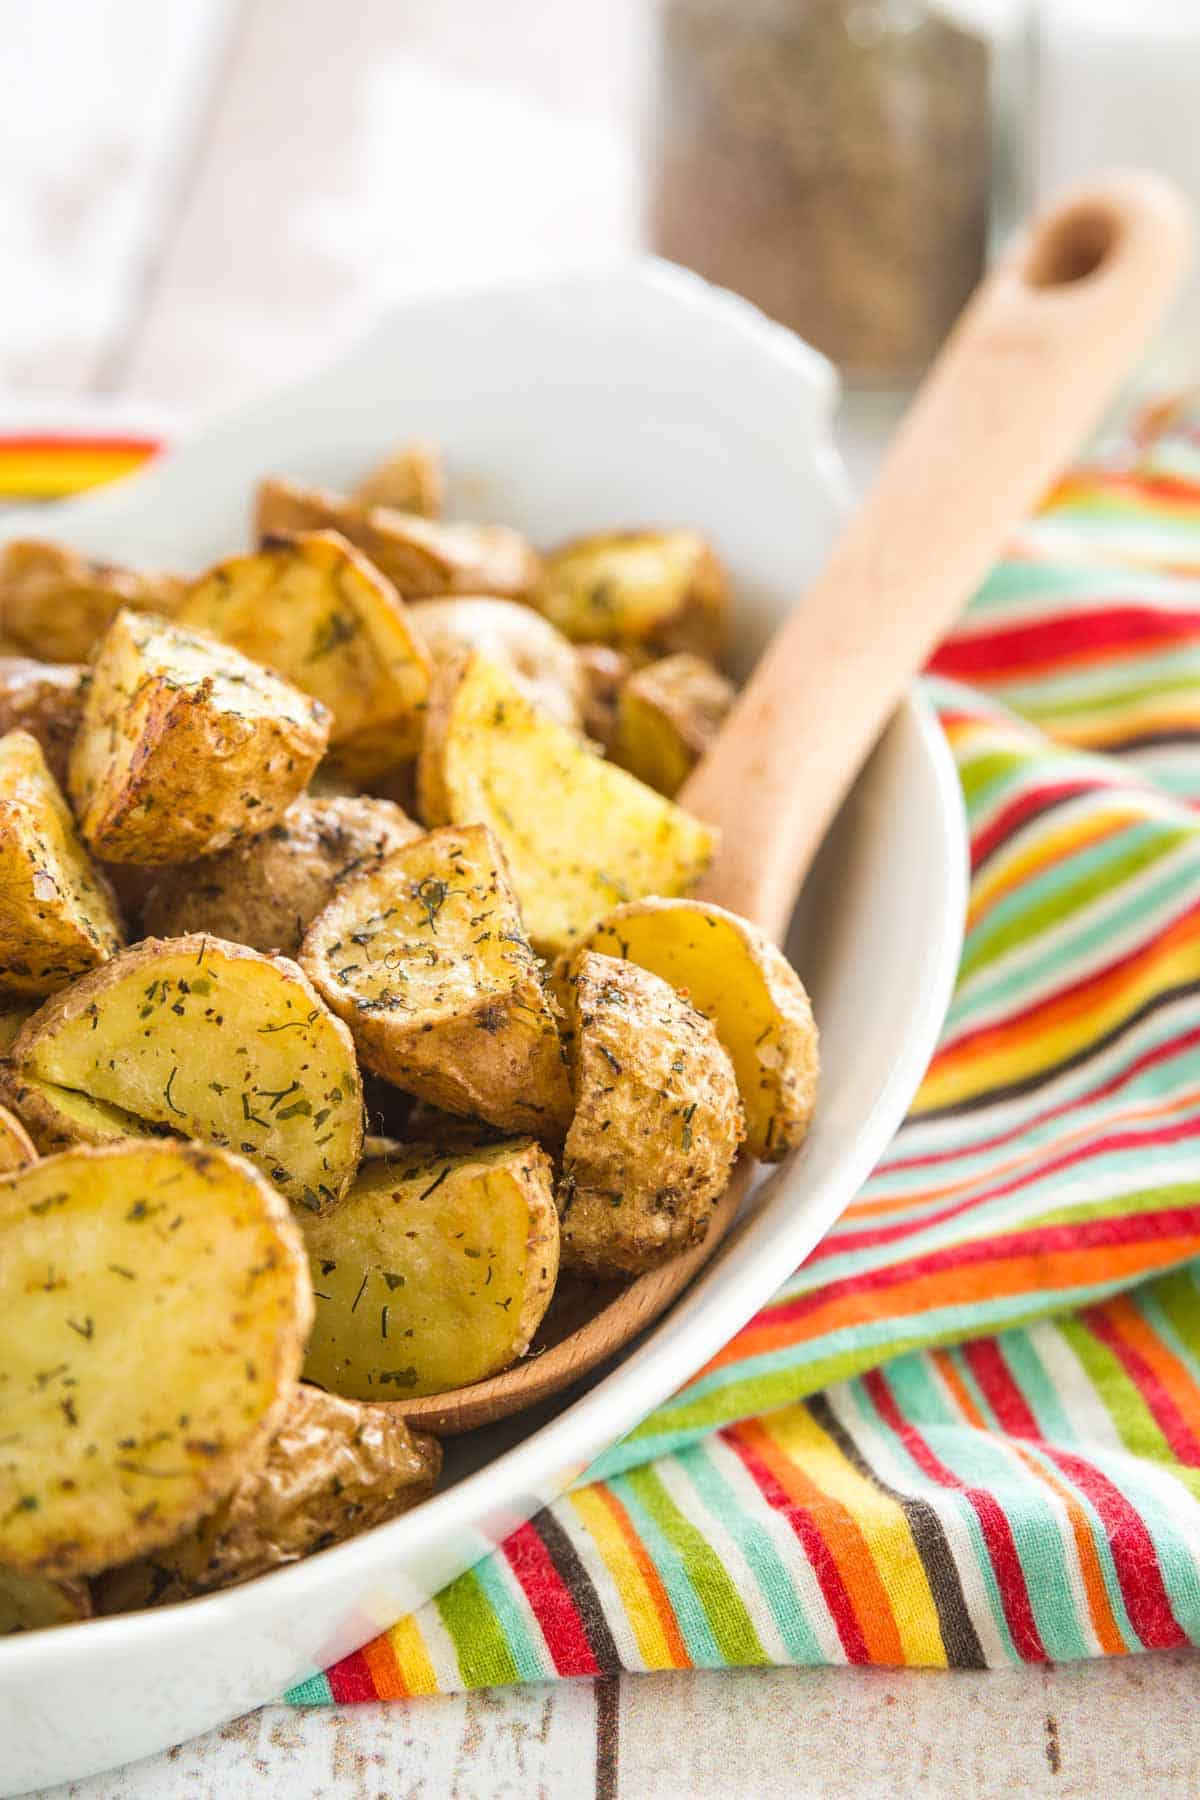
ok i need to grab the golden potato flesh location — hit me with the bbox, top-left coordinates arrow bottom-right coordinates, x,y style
0,659 -> 86,788
562,900 -> 817,1161
178,531 -> 431,777
12,935 -> 363,1212
142,794 -> 420,956
0,730 -> 123,1000
300,1138 -> 559,1401
255,477 -> 543,601
0,1566 -> 90,1633
612,653 -> 735,797
0,1008 -> 31,1055
301,823 -> 571,1137
353,439 -> 445,518
0,1140 -> 311,1575
0,1066 -> 156,1155
558,952 -> 743,1277
409,596 -> 585,731
417,653 -> 716,956
0,539 -> 184,663
68,610 -> 329,866
537,530 -> 730,661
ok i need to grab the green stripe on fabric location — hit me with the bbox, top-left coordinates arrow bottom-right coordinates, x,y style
997,1328 -> 1075,1443
435,1567 -> 521,1689
1013,1440 -> 1139,1651
1023,1181 -> 1200,1233
958,749 -> 1033,807
474,1551 -> 551,1682
284,1672 -> 334,1704
1057,1317 -> 1176,1466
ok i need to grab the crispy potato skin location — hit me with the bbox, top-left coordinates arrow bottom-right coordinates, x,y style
417,652 -> 716,956
0,1140 -> 312,1576
12,934 -> 364,1211
68,610 -> 330,865
353,439 -> 445,518
409,597 -> 584,732
536,530 -> 730,662
0,659 -> 86,787
0,730 -> 123,1000
301,823 -> 571,1137
0,540 -> 185,664
254,477 -> 542,601
94,1386 -> 440,1606
574,643 -> 634,752
562,899 -> 817,1161
0,1008 -> 32,1056
0,1566 -> 91,1633
558,953 -> 743,1277
0,1066 -> 157,1154
299,1138 -> 559,1401
142,795 -> 420,956
0,1100 -> 36,1171
612,653 -> 735,797
178,531 -> 431,776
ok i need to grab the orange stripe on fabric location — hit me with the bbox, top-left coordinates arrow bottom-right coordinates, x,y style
384,1612 -> 439,1695
1102,1294 -> 1200,1435
1009,1444 -> 1128,1655
1049,706 -> 1200,753
931,1349 -> 989,1428
967,807 -> 1150,931
361,1630 -> 408,1698
569,1485 -> 691,1670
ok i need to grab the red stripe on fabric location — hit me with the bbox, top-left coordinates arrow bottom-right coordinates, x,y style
0,432 -> 161,453
863,1370 -> 1048,1662
931,607 -> 1200,681
1045,470 -> 1200,508
724,1426 -> 870,1664
325,1648 -> 379,1703
1081,1310 -> 1200,1466
961,1342 -> 1042,1438
502,1520 -> 601,1677
970,779 -> 1106,870
816,1113 -> 1200,1260
1040,1447 -> 1189,1649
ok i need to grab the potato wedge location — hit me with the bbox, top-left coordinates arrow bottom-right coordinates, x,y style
417,652 -> 716,955
255,477 -> 542,601
409,597 -> 584,731
561,899 -> 817,1161
0,658 -> 86,787
0,1566 -> 90,1633
0,1066 -> 157,1154
574,643 -> 634,752
142,795 -> 420,956
178,531 -> 431,777
301,823 -> 571,1136
537,529 -> 729,661
12,935 -> 363,1211
68,610 -> 330,865
94,1386 -> 440,1608
0,1140 -> 311,1575
0,1101 -> 36,1171
612,653 -> 735,796
0,1007 -> 31,1056
0,730 -> 123,1000
0,539 -> 185,664
353,439 -> 445,518
300,1138 -> 559,1400
557,953 -> 743,1276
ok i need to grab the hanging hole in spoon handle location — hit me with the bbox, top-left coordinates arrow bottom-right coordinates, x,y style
683,170 -> 1193,947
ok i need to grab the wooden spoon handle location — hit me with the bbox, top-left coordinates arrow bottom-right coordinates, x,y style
683,171 -> 1192,943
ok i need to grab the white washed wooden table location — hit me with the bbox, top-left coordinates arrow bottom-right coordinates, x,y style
6,6 -> 1199,1794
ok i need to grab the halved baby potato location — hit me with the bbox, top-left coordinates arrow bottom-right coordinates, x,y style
417,652 -> 716,955
0,658 -> 86,787
11,935 -> 363,1211
0,1140 -> 311,1576
68,610 -> 329,865
177,531 -> 431,778
536,529 -> 730,662
409,596 -> 585,731
353,439 -> 445,518
299,1138 -> 559,1401
300,823 -> 571,1136
611,652 -> 734,797
0,730 -> 123,1000
563,899 -> 817,1161
0,539 -> 185,664
0,1067 -> 156,1155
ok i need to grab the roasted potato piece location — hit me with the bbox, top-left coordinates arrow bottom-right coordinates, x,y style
557,953 -> 743,1276
560,900 -> 817,1161
300,1138 -> 559,1400
0,1067 -> 157,1154
574,643 -> 634,752
0,658 -> 86,786
68,610 -> 329,865
301,823 -> 571,1136
12,935 -> 363,1211
178,532 -> 431,778
255,477 -> 542,601
0,730 -> 123,1000
537,530 -> 729,662
409,597 -> 584,731
0,540 -> 184,664
612,653 -> 734,796
418,653 -> 716,955
0,1566 -> 90,1633
142,794 -> 420,956
353,439 -> 445,518
95,1386 -> 440,1608
0,1007 -> 31,1055
0,1101 -> 35,1171
0,1140 -> 311,1575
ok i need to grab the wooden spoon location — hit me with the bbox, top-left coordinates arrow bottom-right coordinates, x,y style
402,171 -> 1191,1434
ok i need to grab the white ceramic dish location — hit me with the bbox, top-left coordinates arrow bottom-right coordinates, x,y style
0,263 -> 966,1796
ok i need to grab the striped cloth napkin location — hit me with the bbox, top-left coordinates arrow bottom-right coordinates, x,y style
8,401 -> 1200,1693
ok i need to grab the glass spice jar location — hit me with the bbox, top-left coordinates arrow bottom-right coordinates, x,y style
644,0 -> 992,384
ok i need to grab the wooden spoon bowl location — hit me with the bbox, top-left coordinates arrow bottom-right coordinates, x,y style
403,171 -> 1191,1435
